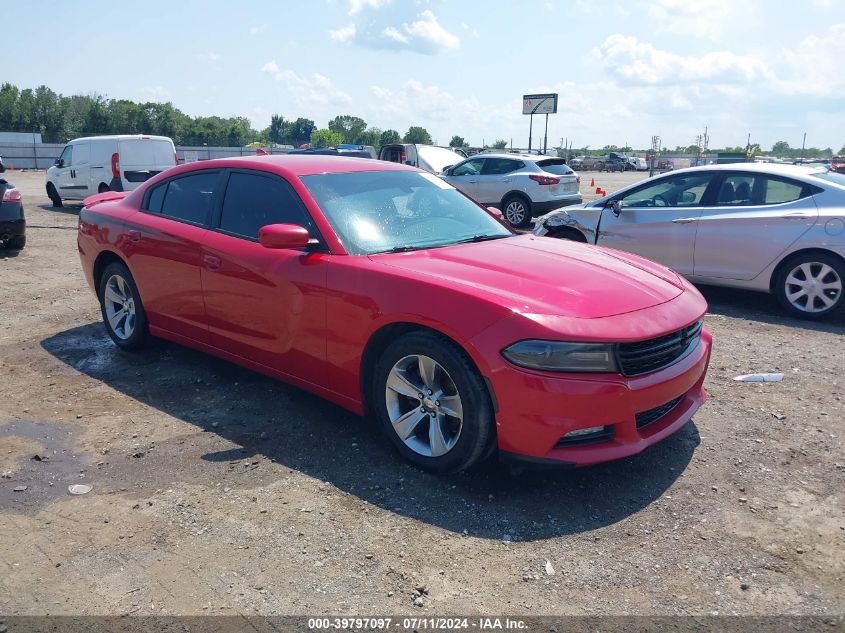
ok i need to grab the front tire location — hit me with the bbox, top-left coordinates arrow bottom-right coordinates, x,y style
502,195 -> 532,228
46,183 -> 63,208
372,331 -> 495,474
98,262 -> 150,350
775,253 -> 845,319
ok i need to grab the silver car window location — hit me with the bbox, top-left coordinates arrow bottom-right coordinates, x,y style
619,173 -> 713,208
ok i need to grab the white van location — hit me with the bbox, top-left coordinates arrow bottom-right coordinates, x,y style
378,143 -> 466,174
46,135 -> 177,207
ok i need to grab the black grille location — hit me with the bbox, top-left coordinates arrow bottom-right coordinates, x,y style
554,425 -> 614,448
636,396 -> 683,429
618,320 -> 702,377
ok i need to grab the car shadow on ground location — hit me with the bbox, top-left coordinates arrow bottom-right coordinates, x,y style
697,284 -> 845,334
36,202 -> 83,215
41,323 -> 700,541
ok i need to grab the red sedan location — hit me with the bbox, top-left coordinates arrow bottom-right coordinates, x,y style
77,156 -> 711,473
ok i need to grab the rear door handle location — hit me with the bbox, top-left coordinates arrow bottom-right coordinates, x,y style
203,254 -> 222,271
671,217 -> 698,224
128,230 -> 141,242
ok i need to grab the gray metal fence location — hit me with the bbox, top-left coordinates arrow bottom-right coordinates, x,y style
0,141 -> 296,170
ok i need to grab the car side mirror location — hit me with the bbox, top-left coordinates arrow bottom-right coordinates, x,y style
681,191 -> 696,204
55,158 -> 63,167
442,165 -> 453,175
258,223 -> 311,250
486,206 -> 504,220
607,200 -> 622,217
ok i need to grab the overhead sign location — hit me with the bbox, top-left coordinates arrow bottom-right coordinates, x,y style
522,93 -> 558,115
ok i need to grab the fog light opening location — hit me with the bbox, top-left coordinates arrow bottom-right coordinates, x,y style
554,425 -> 615,448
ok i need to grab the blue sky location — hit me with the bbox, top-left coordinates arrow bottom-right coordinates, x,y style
7,0 -> 845,150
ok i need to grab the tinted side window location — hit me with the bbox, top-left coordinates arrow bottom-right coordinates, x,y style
146,182 -> 167,212
219,172 -> 311,240
763,178 -> 804,204
451,159 -> 484,177
619,173 -> 713,208
718,174 -> 806,206
160,172 -> 219,225
483,158 -> 523,175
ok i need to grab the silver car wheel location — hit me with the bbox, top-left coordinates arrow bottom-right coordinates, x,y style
505,200 -> 527,225
384,354 -> 464,458
103,274 -> 136,340
784,261 -> 843,313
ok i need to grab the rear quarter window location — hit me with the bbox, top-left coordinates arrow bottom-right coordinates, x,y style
143,171 -> 220,225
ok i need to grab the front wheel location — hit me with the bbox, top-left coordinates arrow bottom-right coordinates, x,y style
372,331 -> 495,473
775,253 -> 844,319
98,262 -> 150,350
502,196 -> 532,228
46,182 -> 63,208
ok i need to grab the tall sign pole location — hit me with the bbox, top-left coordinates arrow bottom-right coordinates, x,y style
523,93 -> 558,154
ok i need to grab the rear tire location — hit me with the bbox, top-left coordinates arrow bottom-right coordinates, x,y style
98,262 -> 150,350
774,252 -> 845,320
46,183 -> 63,207
98,183 -> 110,194
502,195 -> 532,228
5,235 -> 26,250
372,331 -> 495,474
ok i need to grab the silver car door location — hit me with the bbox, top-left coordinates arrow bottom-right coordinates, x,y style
595,171 -> 716,276
442,158 -> 484,201
693,172 -> 819,280
475,157 -> 523,206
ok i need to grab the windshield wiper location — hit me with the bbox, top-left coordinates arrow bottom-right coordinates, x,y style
452,234 -> 513,245
370,244 -> 424,254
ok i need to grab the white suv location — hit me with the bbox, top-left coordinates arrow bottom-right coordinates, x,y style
441,154 -> 581,227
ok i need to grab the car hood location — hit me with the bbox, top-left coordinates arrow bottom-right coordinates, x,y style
369,234 -> 685,319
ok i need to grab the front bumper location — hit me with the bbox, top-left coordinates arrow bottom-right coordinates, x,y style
487,328 -> 712,466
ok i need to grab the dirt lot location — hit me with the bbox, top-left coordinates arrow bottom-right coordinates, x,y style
0,169 -> 843,618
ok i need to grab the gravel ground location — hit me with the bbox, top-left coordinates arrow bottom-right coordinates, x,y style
0,169 -> 843,617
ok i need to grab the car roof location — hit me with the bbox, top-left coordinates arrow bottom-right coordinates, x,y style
668,162 -> 829,178
69,135 -> 173,143
466,153 -> 559,162
169,154 -> 415,177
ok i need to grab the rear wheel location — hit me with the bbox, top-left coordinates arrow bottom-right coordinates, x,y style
98,262 -> 150,350
372,331 -> 495,473
46,183 -> 62,208
98,183 -> 110,194
5,235 -> 26,250
775,253 -> 845,319
502,195 -> 532,228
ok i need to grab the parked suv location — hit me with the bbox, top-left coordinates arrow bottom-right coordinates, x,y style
46,135 -> 177,207
442,153 -> 581,228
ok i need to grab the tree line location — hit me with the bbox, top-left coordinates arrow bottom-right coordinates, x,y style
0,82 -> 462,151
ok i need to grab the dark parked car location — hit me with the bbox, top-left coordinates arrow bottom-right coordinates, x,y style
0,156 -> 26,250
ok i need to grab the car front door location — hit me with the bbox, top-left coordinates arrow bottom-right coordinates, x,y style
595,171 -> 717,276
54,145 -> 78,197
693,172 -> 819,280
476,158 -> 523,206
442,158 -> 485,201
201,169 -> 328,385
125,170 -> 223,343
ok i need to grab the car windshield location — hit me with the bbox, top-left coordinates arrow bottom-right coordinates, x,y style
301,170 -> 513,255
811,171 -> 845,188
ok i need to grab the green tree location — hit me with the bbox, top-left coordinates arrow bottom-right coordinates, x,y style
328,115 -> 367,144
268,114 -> 286,144
0,83 -> 20,131
403,126 -> 432,144
310,128 -> 343,148
771,141 -> 791,155
449,135 -> 465,148
685,145 -> 701,154
838,146 -> 845,155
379,129 -> 401,146
491,139 -> 508,149
287,117 -> 316,147
357,127 -> 382,149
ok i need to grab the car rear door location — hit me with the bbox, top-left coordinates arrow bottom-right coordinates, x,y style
201,169 -> 328,384
475,158 -> 524,206
693,172 -> 819,280
442,158 -> 485,201
126,170 -> 222,342
595,171 -> 717,276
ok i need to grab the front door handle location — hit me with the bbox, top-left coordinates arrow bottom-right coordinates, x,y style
780,212 -> 812,219
672,217 -> 698,224
203,254 -> 222,271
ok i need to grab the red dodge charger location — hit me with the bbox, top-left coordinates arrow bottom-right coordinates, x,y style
77,155 -> 711,473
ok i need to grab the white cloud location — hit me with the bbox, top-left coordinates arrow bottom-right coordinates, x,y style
645,0 -> 737,39
265,68 -> 352,107
329,23 -> 357,43
196,51 -> 221,63
595,34 -> 772,85
775,23 -> 845,97
139,86 -> 171,102
348,0 -> 391,14
249,24 -> 267,35
260,60 -> 280,74
329,7 -> 460,55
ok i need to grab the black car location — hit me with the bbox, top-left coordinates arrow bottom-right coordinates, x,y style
0,157 -> 26,250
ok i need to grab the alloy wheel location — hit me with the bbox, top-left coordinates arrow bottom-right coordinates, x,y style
784,261 -> 842,313
384,354 -> 464,457
505,200 -> 526,225
103,274 -> 136,339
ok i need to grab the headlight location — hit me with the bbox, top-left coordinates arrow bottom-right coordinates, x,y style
501,340 -> 618,373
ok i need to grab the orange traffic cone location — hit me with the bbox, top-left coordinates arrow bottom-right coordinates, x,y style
595,187 -> 602,194
590,177 -> 595,187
